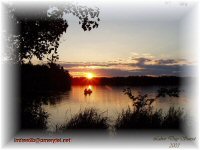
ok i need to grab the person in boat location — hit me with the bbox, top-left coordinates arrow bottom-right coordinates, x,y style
84,88 -> 92,95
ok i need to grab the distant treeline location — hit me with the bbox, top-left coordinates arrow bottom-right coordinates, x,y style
21,63 -> 71,92
72,76 -> 185,86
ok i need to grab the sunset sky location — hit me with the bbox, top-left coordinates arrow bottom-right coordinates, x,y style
35,1 -> 197,77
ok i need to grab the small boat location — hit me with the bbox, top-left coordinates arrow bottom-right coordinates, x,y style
84,88 -> 92,95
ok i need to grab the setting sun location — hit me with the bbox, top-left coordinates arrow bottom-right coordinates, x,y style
86,73 -> 94,79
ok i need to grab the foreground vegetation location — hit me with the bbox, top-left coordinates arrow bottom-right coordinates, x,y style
21,96 -> 49,130
59,87 -> 184,131
115,107 -> 183,129
114,87 -> 183,130
61,108 -> 109,130
21,104 -> 184,131
58,107 -> 184,131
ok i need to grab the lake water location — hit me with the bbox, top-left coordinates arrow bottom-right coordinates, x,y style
40,85 -> 188,131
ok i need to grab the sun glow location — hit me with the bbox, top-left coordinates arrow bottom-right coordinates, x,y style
88,85 -> 92,90
86,73 -> 94,79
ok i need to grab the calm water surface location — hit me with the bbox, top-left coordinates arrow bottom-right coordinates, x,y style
40,85 -> 188,131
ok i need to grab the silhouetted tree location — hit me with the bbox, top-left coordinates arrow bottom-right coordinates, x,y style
21,97 -> 48,129
21,63 -> 72,92
156,87 -> 180,98
7,3 -> 100,63
123,88 -> 155,112
123,87 -> 180,112
115,87 -> 183,129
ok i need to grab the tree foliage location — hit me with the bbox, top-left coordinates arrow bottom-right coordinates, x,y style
7,3 -> 100,63
123,87 -> 180,112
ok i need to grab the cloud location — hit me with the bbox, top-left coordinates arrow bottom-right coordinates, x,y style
132,57 -> 151,66
60,62 -> 116,68
58,57 -> 195,77
155,59 -> 178,65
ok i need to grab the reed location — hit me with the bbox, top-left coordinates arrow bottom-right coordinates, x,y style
62,108 -> 109,129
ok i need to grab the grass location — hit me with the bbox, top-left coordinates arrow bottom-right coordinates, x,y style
162,107 -> 184,129
61,108 -> 109,129
58,106 -> 184,131
113,87 -> 184,130
114,107 -> 184,130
